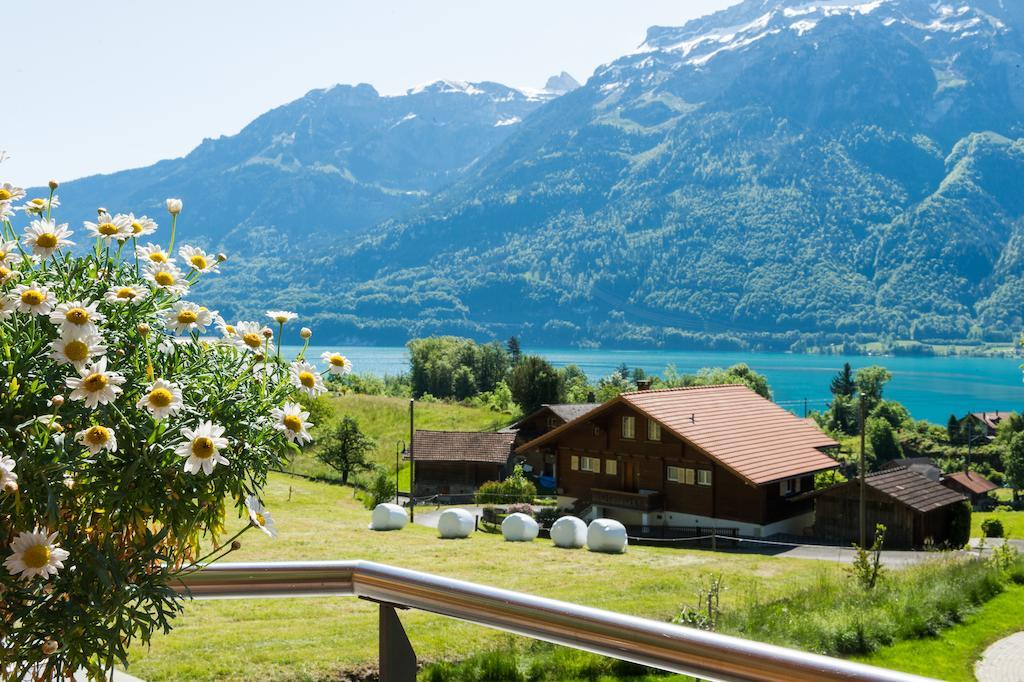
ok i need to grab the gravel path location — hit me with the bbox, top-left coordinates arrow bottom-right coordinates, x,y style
975,632 -> 1024,682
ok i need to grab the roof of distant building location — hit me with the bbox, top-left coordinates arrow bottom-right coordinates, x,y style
408,430 -> 516,464
864,468 -> 967,513
943,471 -> 999,496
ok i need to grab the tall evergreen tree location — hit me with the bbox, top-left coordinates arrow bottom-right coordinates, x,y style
506,336 -> 522,365
947,414 -> 962,444
830,363 -> 856,397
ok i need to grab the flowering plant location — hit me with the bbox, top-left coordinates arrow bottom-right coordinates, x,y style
0,182 -> 332,679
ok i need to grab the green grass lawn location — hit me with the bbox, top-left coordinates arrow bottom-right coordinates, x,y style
855,584 -> 1024,681
285,393 -> 516,482
126,473 -> 837,681
972,510 -> 1024,539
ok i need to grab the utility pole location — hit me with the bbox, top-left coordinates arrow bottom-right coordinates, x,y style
409,399 -> 415,523
395,440 -> 405,505
859,393 -> 867,549
966,414 -> 973,474
803,397 -> 808,418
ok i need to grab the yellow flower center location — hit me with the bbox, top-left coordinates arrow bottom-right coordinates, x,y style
22,544 -> 51,569
30,198 -> 45,207
148,252 -> 167,264
273,315 -> 289,324
83,373 -> 108,392
131,221 -> 143,234
21,290 -> 45,306
35,233 -> 58,249
329,354 -> 347,367
148,388 -> 174,408
283,415 -> 303,432
116,287 -> 137,300
177,310 -> 198,325
64,340 -> 90,362
0,189 -> 11,200
242,333 -> 262,349
298,371 -> 316,388
97,222 -> 119,236
65,307 -> 90,324
0,251 -> 6,261
255,513 -> 266,526
189,255 -> 208,270
224,325 -> 236,334
191,437 -> 215,459
154,271 -> 175,286
85,426 -> 110,446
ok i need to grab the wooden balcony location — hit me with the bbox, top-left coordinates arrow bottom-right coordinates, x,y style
590,488 -> 663,512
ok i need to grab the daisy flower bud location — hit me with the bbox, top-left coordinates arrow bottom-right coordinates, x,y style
3,480 -> 17,493
261,327 -> 274,339
216,252 -> 228,262
137,323 -> 151,337
231,540 -> 242,551
41,640 -> 58,656
97,207 -> 107,216
48,180 -> 59,191
166,198 -> 183,215
50,395 -> 64,408
300,327 -> 312,340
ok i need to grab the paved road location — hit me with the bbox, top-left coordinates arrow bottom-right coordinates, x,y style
975,632 -> 1024,682
413,505 -> 488,529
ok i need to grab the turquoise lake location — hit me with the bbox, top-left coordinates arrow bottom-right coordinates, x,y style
285,345 -> 1024,425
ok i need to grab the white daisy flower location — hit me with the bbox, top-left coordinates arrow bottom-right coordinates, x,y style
0,202 -> 14,221
0,183 -> 26,203
0,295 -> 16,320
166,198 -> 182,215
137,378 -> 184,420
127,213 -> 158,237
103,284 -> 148,305
176,420 -> 229,475
50,332 -> 107,370
143,262 -> 188,295
23,219 -> 73,259
0,239 -> 20,266
136,243 -> 174,267
65,357 -> 125,409
320,351 -> 353,376
75,424 -> 118,455
49,300 -> 104,337
0,455 -> 17,490
164,301 -> 213,335
234,321 -> 266,353
4,528 -> 69,581
84,212 -> 132,243
21,196 -> 59,216
11,284 -> 55,315
289,360 -> 326,397
271,402 -> 313,444
245,495 -> 278,538
178,245 -> 219,273
266,310 -> 297,325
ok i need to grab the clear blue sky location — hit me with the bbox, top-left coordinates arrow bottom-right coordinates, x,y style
3,1 -> 735,186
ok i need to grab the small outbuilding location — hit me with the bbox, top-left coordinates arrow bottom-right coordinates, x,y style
941,471 -> 999,507
408,430 -> 517,498
814,468 -> 968,548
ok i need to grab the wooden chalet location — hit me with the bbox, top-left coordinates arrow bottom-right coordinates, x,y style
960,411 -> 1011,441
941,470 -> 999,506
505,403 -> 601,485
515,385 -> 840,537
408,430 -> 516,497
814,468 -> 968,548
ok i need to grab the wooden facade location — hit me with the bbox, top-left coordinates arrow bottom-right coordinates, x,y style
413,460 -> 504,497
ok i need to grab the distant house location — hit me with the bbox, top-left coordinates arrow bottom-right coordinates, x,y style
960,411 -> 1011,441
941,471 -> 999,506
879,457 -> 941,482
515,385 -> 840,537
814,468 -> 968,548
407,430 -> 516,498
505,403 -> 601,485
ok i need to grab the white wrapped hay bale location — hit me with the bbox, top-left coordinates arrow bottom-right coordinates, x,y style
550,516 -> 587,549
438,508 -> 475,539
587,518 -> 628,554
501,512 -> 539,542
370,503 -> 408,531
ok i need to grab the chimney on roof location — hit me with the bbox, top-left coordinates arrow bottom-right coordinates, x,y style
636,379 -> 652,391
586,391 -> 596,403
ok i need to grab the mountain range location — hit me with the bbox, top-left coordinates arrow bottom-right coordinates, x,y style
32,0 -> 1024,350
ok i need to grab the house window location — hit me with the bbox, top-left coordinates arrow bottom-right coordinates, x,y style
647,420 -> 661,441
606,459 -> 617,476
697,469 -> 712,487
667,466 -> 682,482
580,456 -> 601,473
546,416 -> 559,429
571,456 -> 579,471
780,478 -> 802,496
621,416 -> 636,440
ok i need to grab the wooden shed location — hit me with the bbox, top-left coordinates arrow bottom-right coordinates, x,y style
407,430 -> 516,498
814,468 -> 968,548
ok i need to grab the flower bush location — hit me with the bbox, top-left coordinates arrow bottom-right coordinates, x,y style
0,182 -> 346,679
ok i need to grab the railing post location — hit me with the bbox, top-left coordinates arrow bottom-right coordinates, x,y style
379,603 -> 417,682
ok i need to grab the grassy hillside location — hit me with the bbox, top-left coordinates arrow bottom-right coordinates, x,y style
127,473 -> 834,681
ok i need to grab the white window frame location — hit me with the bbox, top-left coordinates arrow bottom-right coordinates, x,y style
697,469 -> 712,487
621,416 -> 636,440
606,459 -> 618,476
580,456 -> 601,473
647,420 -> 661,441
571,455 -> 579,471
666,465 -> 682,482
780,477 -> 801,496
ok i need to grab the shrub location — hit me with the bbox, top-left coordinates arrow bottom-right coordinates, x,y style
363,465 -> 398,510
535,507 -> 561,528
948,500 -> 972,548
982,518 -> 1006,538
0,190 -> 322,676
505,503 -> 535,517
476,465 -> 537,505
995,505 -> 1015,512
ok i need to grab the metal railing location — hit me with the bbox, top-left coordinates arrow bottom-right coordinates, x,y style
175,560 -> 936,682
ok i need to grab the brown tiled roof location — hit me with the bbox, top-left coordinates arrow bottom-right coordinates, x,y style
969,412 -> 1010,431
407,430 -> 515,464
866,468 -> 967,513
943,471 -> 999,495
517,385 -> 839,485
